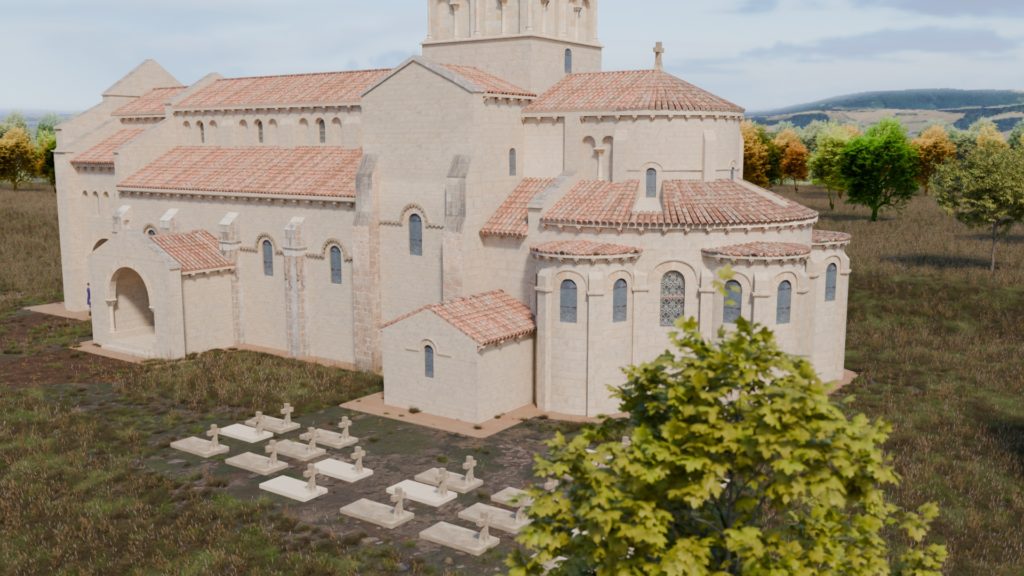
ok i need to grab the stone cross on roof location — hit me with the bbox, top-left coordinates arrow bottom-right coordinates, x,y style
463,456 -> 477,483
339,416 -> 352,439
206,424 -> 220,447
265,439 -> 279,464
352,446 -> 366,472
303,463 -> 318,492
654,42 -> 665,71
281,403 -> 294,424
391,487 -> 406,516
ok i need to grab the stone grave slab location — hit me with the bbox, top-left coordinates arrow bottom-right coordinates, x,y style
170,437 -> 229,459
226,452 -> 288,476
259,476 -> 327,502
458,503 -> 531,534
299,428 -> 357,450
219,423 -> 273,444
491,487 -> 533,508
315,458 -> 373,483
386,480 -> 457,508
245,414 -> 299,435
273,439 -> 327,462
340,499 -> 414,529
414,468 -> 483,494
419,522 -> 500,556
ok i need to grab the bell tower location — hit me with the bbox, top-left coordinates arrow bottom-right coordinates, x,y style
422,0 -> 602,94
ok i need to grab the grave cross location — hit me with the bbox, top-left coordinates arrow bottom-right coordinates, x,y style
338,416 -> 352,440
436,468 -> 450,497
390,487 -> 406,516
254,411 -> 265,434
477,512 -> 492,541
306,427 -> 318,450
281,403 -> 294,424
516,505 -> 527,524
544,478 -> 560,492
265,440 -> 279,465
206,424 -> 221,448
462,456 -> 477,484
352,446 -> 366,473
303,463 -> 318,492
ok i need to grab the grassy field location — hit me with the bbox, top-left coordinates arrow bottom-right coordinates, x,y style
1,182 -> 1023,574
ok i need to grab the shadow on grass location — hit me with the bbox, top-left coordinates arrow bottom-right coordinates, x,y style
968,234 -> 1024,246
883,254 -> 993,270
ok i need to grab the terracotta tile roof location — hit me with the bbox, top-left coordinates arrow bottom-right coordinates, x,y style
525,69 -> 744,114
152,230 -> 234,275
118,147 -> 363,198
703,242 -> 811,261
71,128 -> 147,167
542,179 -> 817,230
531,240 -> 642,259
113,86 -> 187,116
384,290 -> 535,349
480,178 -> 556,238
175,69 -> 391,110
812,230 -> 853,246
441,64 -> 536,98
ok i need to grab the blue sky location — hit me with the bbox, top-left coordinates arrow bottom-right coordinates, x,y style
2,0 -> 1022,113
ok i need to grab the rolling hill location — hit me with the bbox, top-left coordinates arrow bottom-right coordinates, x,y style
749,89 -> 1024,135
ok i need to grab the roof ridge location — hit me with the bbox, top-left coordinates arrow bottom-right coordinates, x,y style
217,68 -> 393,82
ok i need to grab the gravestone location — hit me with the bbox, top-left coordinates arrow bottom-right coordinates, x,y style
386,480 -> 457,508
299,418 -> 357,450
225,439 -> 288,475
170,424 -> 230,458
258,464 -> 328,502
414,456 -> 483,493
419,518 -> 500,556
244,403 -> 300,434
339,488 -> 414,529
272,439 -> 326,462
458,502 -> 531,534
315,446 -> 373,483
491,487 -> 534,508
219,423 -> 273,444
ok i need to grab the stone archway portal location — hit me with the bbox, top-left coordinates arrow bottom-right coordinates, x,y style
110,267 -> 154,335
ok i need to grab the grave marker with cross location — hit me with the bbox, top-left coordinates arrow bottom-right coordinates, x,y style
391,487 -> 406,516
206,424 -> 221,448
281,403 -> 294,425
338,416 -> 352,440
303,463 -> 318,492
462,456 -> 477,484
352,446 -> 366,473
254,411 -> 265,434
436,468 -> 450,497
306,427 -> 318,451
477,512 -> 492,541
516,505 -> 527,524
265,440 -> 279,464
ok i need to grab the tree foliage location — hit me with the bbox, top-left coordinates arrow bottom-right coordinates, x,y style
0,112 -> 29,138
911,125 -> 957,195
36,129 -> 57,190
510,319 -> 947,576
809,123 -> 859,209
931,142 -> 1024,272
839,119 -> 919,221
1007,119 -> 1024,150
0,127 -> 40,190
774,128 -> 809,191
741,121 -> 772,188
970,119 -> 1008,151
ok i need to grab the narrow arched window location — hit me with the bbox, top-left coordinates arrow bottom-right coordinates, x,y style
425,345 -> 435,378
560,280 -> 578,323
330,246 -> 343,284
724,280 -> 742,324
318,119 -> 326,144
825,263 -> 838,302
256,120 -> 264,144
613,279 -> 628,323
198,121 -> 205,144
659,271 -> 685,327
646,168 -> 658,198
409,214 -> 423,256
262,240 -> 274,276
777,281 -> 792,325
509,148 -> 517,176
564,49 -> 573,74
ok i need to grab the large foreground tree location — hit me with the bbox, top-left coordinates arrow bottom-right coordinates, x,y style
840,119 -> 919,221
931,143 -> 1024,273
510,319 -> 947,576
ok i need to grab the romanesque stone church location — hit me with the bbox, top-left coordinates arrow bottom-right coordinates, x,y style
55,0 -> 850,424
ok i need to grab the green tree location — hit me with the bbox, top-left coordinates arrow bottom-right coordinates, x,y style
911,125 -> 957,195
36,129 -> 57,191
35,113 -> 61,140
931,143 -> 1024,273
510,318 -> 947,576
0,127 -> 40,190
1008,119 -> 1024,150
0,111 -> 29,138
810,123 -> 859,209
839,119 -> 919,221
970,119 -> 1008,150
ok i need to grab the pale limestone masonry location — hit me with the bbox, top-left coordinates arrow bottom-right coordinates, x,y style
55,0 -> 850,424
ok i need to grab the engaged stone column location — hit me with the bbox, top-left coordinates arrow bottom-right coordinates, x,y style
219,212 -> 243,345
443,155 -> 469,300
353,155 -> 383,372
283,216 -> 308,359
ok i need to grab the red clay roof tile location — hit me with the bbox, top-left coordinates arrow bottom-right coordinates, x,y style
525,69 -> 744,114
71,128 -> 147,167
440,64 -> 536,98
703,242 -> 811,260
480,178 -> 556,238
175,69 -> 391,110
812,230 -> 853,246
384,290 -> 535,349
152,230 -> 234,275
118,147 -> 362,198
113,86 -> 187,117
531,240 -> 642,258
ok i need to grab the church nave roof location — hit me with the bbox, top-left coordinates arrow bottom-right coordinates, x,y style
175,69 -> 391,111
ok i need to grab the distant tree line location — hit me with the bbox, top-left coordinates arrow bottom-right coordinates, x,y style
0,111 -> 60,191
742,117 -> 1024,272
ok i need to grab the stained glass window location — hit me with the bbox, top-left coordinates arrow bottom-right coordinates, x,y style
660,272 -> 685,327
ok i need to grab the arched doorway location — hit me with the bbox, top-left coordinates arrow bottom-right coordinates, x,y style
110,268 -> 154,335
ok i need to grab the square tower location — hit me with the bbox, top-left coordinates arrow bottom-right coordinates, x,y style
422,0 -> 602,94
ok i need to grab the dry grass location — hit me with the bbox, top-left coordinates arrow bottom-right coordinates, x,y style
777,186 -> 1024,575
0,183 -> 63,313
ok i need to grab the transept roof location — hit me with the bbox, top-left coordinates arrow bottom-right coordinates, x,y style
70,128 -> 147,168
480,178 -> 556,238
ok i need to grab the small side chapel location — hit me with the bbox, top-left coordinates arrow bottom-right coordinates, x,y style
54,0 -> 850,424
